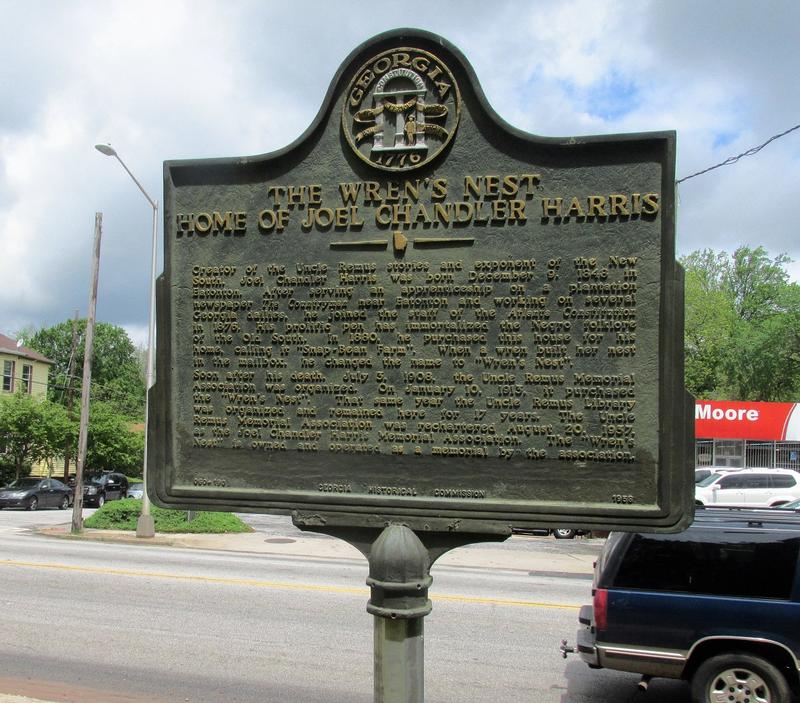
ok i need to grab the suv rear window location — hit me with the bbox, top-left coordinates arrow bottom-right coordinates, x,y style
613,531 -> 800,599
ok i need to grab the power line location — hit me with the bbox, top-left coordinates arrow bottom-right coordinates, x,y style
1,374 -> 145,410
677,123 -> 800,184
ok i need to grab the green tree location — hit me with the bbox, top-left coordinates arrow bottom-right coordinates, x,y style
25,320 -> 146,418
682,250 -> 736,398
84,401 -> 144,476
0,392 -> 73,482
681,246 -> 800,401
721,285 -> 800,401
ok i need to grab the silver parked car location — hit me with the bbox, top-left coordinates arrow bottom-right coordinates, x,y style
126,482 -> 144,499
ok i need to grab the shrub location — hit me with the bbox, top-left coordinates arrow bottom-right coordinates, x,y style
0,457 -> 30,486
84,498 -> 251,533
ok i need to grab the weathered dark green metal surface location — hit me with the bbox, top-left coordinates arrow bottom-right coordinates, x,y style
148,28 -> 694,533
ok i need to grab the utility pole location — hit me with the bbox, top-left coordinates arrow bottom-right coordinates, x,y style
62,310 -> 79,483
71,213 -> 102,534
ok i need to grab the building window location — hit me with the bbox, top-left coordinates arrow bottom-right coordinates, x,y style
21,364 -> 32,393
713,439 -> 744,467
695,439 -> 714,466
2,360 -> 14,392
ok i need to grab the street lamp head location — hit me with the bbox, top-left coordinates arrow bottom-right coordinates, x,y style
94,143 -> 117,157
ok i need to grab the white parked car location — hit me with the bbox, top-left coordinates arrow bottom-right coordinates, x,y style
695,468 -> 800,508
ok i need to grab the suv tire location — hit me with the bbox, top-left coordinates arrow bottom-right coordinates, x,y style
96,494 -> 105,508
690,652 -> 789,703
553,528 -> 576,539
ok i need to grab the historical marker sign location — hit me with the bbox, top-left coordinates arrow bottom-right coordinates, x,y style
149,29 -> 694,533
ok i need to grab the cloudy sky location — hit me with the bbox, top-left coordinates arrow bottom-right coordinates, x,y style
2,0 -> 798,347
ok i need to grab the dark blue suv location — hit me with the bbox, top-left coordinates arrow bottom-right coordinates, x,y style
563,508 -> 800,703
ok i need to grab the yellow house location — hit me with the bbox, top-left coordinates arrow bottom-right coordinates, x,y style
0,333 -> 54,399
1,333 -> 60,478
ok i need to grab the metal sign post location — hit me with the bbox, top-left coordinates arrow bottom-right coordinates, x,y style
293,514 -> 510,702
368,525 -> 430,702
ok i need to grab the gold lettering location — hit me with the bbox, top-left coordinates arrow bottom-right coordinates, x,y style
257,209 -> 290,232
364,181 -> 382,203
508,200 -> 526,221
587,196 -> 607,217
564,197 -> 585,218
541,197 -> 563,217
484,175 -> 500,197
608,194 -> 629,216
411,56 -> 429,73
502,175 -> 520,197
641,193 -> 659,215
431,178 -> 448,200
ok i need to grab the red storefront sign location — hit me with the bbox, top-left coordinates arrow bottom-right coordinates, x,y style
695,400 -> 800,441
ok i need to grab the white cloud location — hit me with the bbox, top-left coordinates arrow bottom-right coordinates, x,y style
122,323 -> 150,351
1,0 -> 798,342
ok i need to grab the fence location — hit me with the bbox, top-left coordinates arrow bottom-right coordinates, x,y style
696,439 -> 800,471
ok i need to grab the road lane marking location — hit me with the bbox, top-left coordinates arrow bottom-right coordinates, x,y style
433,593 -> 579,610
0,559 -> 579,611
0,559 -> 363,594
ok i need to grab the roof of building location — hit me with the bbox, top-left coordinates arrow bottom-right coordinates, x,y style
0,333 -> 55,365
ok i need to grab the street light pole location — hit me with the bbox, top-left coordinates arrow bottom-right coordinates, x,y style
95,143 -> 156,538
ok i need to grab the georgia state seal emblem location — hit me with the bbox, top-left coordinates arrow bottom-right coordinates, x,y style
342,47 -> 461,172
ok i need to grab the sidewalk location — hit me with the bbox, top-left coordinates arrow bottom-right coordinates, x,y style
0,682 -> 173,703
0,676 -> 175,703
38,524 -> 599,576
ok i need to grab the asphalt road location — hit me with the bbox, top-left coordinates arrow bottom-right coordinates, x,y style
0,508 -> 691,702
